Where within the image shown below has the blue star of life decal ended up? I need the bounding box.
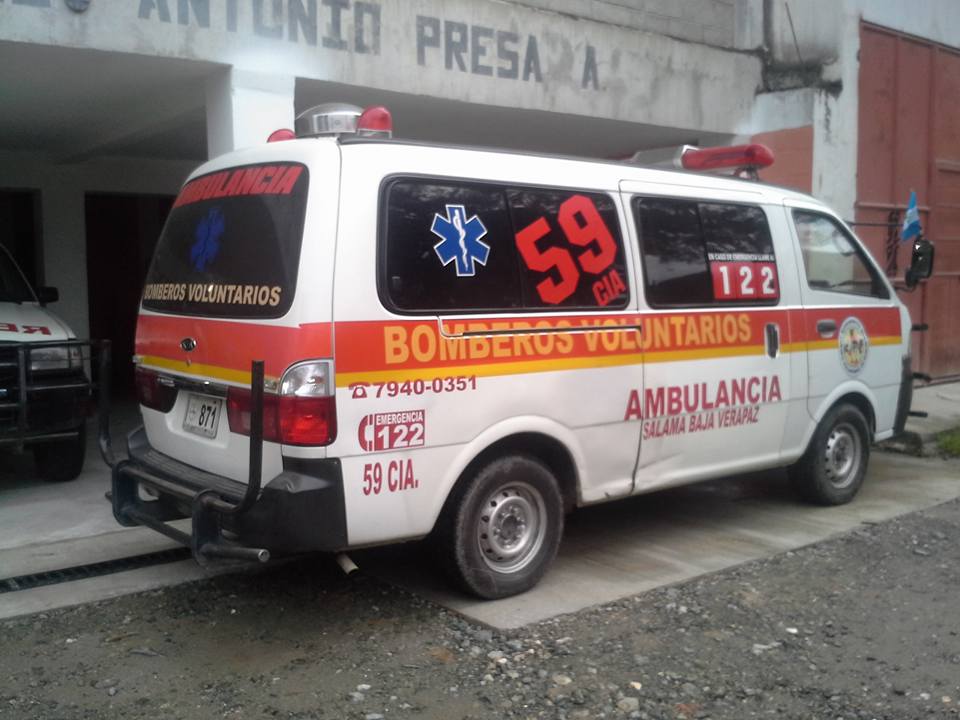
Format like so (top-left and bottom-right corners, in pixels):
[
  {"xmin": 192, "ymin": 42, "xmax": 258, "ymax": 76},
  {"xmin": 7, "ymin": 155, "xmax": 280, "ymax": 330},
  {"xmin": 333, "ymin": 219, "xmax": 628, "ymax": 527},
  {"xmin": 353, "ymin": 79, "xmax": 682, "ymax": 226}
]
[
  {"xmin": 430, "ymin": 205, "xmax": 490, "ymax": 277},
  {"xmin": 190, "ymin": 206, "xmax": 225, "ymax": 272}
]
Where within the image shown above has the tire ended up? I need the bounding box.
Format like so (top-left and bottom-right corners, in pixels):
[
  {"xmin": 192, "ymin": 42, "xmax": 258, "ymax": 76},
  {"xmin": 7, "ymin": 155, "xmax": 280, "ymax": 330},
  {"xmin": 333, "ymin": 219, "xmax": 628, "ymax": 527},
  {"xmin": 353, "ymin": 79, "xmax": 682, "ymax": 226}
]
[
  {"xmin": 791, "ymin": 403, "xmax": 870, "ymax": 506},
  {"xmin": 34, "ymin": 425, "xmax": 86, "ymax": 482},
  {"xmin": 436, "ymin": 455, "xmax": 564, "ymax": 599}
]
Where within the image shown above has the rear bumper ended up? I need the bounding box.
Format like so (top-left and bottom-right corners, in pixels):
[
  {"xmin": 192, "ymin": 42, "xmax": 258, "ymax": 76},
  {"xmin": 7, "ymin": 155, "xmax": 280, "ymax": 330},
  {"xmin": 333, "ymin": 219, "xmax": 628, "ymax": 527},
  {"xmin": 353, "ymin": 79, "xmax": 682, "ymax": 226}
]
[{"xmin": 111, "ymin": 426, "xmax": 348, "ymax": 562}]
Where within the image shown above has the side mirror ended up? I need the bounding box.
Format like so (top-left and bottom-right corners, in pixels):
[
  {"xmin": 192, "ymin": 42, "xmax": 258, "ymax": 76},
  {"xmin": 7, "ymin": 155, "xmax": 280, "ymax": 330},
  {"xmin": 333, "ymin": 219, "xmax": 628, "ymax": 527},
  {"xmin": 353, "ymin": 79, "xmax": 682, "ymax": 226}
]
[
  {"xmin": 905, "ymin": 239, "xmax": 934, "ymax": 289},
  {"xmin": 36, "ymin": 286, "xmax": 59, "ymax": 305}
]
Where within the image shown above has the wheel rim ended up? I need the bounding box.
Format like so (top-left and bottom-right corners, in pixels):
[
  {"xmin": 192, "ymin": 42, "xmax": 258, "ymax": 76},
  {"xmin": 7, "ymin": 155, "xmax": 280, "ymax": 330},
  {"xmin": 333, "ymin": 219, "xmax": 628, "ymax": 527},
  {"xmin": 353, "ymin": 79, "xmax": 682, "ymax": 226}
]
[
  {"xmin": 823, "ymin": 422, "xmax": 862, "ymax": 489},
  {"xmin": 476, "ymin": 481, "xmax": 547, "ymax": 574}
]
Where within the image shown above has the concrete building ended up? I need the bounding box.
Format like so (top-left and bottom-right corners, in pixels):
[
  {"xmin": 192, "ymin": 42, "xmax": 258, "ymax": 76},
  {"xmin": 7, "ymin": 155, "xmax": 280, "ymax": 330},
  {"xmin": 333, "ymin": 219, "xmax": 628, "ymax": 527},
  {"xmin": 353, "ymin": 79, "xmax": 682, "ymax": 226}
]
[{"xmin": 1, "ymin": 0, "xmax": 957, "ymax": 381}]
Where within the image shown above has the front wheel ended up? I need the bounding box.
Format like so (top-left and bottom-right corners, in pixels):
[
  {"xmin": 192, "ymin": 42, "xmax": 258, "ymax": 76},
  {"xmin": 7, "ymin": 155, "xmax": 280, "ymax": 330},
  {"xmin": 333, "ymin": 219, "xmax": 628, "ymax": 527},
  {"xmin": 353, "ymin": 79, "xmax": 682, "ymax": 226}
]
[
  {"xmin": 437, "ymin": 455, "xmax": 563, "ymax": 599},
  {"xmin": 791, "ymin": 403, "xmax": 870, "ymax": 506}
]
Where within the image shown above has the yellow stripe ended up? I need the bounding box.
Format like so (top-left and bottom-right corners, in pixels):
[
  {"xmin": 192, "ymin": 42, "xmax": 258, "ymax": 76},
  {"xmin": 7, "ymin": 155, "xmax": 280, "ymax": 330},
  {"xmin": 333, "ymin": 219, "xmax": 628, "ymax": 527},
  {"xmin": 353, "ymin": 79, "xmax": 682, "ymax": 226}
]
[
  {"xmin": 139, "ymin": 355, "xmax": 274, "ymax": 386},
  {"xmin": 146, "ymin": 334, "xmax": 903, "ymax": 390},
  {"xmin": 337, "ymin": 343, "xmax": 774, "ymax": 387},
  {"xmin": 804, "ymin": 335, "xmax": 901, "ymax": 352}
]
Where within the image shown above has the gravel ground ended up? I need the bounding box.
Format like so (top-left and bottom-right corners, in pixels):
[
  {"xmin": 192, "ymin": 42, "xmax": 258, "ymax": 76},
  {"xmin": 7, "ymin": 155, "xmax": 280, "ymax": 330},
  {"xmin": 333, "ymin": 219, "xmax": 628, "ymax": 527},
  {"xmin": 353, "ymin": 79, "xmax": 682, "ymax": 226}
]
[{"xmin": 2, "ymin": 486, "xmax": 959, "ymax": 719}]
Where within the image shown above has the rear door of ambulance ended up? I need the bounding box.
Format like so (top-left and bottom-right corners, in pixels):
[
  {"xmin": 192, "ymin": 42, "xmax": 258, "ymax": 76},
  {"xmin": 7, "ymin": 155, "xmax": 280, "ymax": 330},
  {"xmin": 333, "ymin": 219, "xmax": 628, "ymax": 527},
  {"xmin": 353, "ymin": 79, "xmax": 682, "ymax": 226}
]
[{"xmin": 135, "ymin": 142, "xmax": 340, "ymax": 483}]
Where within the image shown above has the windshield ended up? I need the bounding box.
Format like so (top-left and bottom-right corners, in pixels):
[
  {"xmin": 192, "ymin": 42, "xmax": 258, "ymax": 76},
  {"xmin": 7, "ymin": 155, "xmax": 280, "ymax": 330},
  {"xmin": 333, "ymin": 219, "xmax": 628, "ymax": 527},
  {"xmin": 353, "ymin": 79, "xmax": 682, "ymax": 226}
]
[
  {"xmin": 0, "ymin": 245, "xmax": 36, "ymax": 303},
  {"xmin": 142, "ymin": 162, "xmax": 309, "ymax": 319}
]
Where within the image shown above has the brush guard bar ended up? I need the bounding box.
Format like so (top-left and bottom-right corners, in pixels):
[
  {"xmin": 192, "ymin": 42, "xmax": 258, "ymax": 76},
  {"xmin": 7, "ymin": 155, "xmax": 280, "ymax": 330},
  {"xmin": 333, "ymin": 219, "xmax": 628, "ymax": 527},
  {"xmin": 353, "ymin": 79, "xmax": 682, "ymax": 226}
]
[
  {"xmin": 0, "ymin": 338, "xmax": 105, "ymax": 450},
  {"xmin": 103, "ymin": 359, "xmax": 347, "ymax": 564},
  {"xmin": 102, "ymin": 361, "xmax": 272, "ymax": 564}
]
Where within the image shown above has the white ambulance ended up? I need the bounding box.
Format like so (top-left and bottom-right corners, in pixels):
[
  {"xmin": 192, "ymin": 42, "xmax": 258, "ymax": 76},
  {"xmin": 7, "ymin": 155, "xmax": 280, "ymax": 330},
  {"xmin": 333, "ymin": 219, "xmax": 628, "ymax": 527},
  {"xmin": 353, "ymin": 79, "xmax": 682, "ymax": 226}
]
[{"xmin": 107, "ymin": 104, "xmax": 933, "ymax": 599}]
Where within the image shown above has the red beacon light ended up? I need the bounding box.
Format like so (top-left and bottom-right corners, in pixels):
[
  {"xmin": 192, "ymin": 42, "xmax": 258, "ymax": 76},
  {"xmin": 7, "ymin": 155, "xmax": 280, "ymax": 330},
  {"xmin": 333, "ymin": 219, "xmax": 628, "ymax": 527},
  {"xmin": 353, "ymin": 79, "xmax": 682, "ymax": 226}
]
[
  {"xmin": 267, "ymin": 128, "xmax": 296, "ymax": 143},
  {"xmin": 357, "ymin": 105, "xmax": 392, "ymax": 138},
  {"xmin": 680, "ymin": 143, "xmax": 775, "ymax": 178}
]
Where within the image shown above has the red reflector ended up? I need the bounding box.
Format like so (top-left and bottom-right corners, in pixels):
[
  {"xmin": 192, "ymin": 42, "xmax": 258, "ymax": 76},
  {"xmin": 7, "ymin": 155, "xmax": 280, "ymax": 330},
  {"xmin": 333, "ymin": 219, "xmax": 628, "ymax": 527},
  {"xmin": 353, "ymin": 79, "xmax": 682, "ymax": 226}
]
[
  {"xmin": 357, "ymin": 105, "xmax": 392, "ymax": 136},
  {"xmin": 681, "ymin": 144, "xmax": 775, "ymax": 171},
  {"xmin": 135, "ymin": 367, "xmax": 177, "ymax": 413},
  {"xmin": 267, "ymin": 128, "xmax": 296, "ymax": 143},
  {"xmin": 227, "ymin": 388, "xmax": 336, "ymax": 446}
]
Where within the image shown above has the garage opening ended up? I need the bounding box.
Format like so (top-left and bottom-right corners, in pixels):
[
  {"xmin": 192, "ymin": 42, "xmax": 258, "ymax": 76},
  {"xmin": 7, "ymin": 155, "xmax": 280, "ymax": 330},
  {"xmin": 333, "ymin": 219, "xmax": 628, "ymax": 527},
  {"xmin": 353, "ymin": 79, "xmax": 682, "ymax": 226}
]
[
  {"xmin": 85, "ymin": 194, "xmax": 174, "ymax": 398},
  {"xmin": 0, "ymin": 190, "xmax": 42, "ymax": 289}
]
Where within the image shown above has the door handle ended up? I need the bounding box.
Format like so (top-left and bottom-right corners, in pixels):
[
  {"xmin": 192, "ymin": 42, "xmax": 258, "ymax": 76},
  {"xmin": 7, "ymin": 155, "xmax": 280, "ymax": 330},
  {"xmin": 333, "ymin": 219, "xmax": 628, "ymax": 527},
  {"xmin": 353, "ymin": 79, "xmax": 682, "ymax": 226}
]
[
  {"xmin": 817, "ymin": 319, "xmax": 837, "ymax": 338},
  {"xmin": 765, "ymin": 323, "xmax": 780, "ymax": 358}
]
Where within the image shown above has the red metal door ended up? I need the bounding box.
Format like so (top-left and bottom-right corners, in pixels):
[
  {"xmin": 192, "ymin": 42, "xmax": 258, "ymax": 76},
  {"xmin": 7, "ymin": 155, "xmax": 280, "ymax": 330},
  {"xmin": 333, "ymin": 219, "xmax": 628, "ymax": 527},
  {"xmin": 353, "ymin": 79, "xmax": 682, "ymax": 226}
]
[{"xmin": 856, "ymin": 22, "xmax": 960, "ymax": 379}]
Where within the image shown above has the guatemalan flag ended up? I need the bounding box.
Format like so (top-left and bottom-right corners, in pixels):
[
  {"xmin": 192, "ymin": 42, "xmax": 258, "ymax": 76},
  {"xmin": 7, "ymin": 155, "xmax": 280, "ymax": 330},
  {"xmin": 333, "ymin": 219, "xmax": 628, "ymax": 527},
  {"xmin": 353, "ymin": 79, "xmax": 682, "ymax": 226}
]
[{"xmin": 901, "ymin": 190, "xmax": 922, "ymax": 242}]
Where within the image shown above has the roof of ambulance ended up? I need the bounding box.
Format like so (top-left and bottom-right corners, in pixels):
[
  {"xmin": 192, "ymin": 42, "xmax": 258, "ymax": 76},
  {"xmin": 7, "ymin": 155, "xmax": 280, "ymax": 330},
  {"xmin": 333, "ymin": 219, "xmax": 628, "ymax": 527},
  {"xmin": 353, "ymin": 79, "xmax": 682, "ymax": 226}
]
[{"xmin": 192, "ymin": 136, "xmax": 825, "ymax": 209}]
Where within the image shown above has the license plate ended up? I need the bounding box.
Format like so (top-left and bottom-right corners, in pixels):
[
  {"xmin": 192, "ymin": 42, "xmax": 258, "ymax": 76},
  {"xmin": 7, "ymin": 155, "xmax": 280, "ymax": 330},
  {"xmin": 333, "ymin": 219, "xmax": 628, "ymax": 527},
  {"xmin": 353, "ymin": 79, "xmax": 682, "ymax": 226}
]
[{"xmin": 183, "ymin": 394, "xmax": 223, "ymax": 438}]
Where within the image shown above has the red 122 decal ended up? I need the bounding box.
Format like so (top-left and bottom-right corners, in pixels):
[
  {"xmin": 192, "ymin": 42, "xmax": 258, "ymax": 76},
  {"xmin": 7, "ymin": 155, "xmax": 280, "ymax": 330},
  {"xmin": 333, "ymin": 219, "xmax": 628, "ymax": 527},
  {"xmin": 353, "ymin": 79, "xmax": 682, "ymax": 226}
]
[{"xmin": 710, "ymin": 261, "xmax": 779, "ymax": 301}]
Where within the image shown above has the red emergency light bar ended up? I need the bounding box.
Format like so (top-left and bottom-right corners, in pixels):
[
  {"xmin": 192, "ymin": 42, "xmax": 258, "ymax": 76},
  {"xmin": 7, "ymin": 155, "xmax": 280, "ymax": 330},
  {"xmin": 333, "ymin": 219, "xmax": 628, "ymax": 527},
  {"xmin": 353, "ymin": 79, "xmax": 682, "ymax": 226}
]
[{"xmin": 680, "ymin": 144, "xmax": 775, "ymax": 171}]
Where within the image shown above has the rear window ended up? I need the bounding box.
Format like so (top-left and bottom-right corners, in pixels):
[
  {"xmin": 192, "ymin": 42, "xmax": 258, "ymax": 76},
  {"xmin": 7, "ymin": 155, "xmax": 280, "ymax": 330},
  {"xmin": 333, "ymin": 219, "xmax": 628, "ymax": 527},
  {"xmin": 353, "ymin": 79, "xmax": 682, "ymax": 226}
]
[{"xmin": 142, "ymin": 163, "xmax": 308, "ymax": 318}]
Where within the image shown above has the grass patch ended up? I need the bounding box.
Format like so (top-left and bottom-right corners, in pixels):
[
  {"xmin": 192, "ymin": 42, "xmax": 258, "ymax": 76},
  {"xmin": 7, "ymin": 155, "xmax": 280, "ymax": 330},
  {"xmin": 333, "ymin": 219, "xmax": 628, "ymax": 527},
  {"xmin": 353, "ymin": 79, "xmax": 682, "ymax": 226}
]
[{"xmin": 936, "ymin": 427, "xmax": 960, "ymax": 457}]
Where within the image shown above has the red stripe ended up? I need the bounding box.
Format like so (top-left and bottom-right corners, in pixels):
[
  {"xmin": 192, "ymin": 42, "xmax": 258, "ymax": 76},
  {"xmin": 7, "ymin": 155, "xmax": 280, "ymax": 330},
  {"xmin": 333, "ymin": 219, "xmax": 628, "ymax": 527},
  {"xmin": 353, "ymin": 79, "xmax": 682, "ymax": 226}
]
[
  {"xmin": 136, "ymin": 306, "xmax": 901, "ymax": 378},
  {"xmin": 136, "ymin": 315, "xmax": 331, "ymax": 379}
]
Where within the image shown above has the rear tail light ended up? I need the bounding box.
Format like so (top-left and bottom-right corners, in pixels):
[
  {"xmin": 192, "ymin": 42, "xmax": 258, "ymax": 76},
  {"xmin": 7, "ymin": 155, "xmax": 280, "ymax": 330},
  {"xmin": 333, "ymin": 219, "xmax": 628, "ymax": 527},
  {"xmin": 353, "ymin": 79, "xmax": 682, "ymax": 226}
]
[
  {"xmin": 227, "ymin": 360, "xmax": 337, "ymax": 446},
  {"xmin": 135, "ymin": 367, "xmax": 178, "ymax": 413}
]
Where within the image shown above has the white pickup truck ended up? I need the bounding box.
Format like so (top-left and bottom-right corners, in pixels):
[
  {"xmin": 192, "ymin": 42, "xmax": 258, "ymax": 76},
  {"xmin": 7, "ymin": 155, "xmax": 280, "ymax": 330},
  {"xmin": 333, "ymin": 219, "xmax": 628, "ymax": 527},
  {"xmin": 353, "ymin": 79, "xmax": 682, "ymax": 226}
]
[{"xmin": 0, "ymin": 243, "xmax": 95, "ymax": 481}]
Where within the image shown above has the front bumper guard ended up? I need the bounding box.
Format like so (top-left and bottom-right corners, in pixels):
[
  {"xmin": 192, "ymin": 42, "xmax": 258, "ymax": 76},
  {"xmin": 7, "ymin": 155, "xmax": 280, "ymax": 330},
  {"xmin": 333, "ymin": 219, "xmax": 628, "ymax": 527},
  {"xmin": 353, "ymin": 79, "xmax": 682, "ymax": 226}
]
[{"xmin": 0, "ymin": 338, "xmax": 106, "ymax": 450}]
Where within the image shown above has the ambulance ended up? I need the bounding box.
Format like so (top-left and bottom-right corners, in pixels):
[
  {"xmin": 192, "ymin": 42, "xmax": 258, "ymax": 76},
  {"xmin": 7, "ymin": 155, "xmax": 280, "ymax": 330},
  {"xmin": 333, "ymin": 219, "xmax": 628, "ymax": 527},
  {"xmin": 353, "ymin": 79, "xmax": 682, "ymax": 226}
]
[{"xmin": 106, "ymin": 103, "xmax": 934, "ymax": 599}]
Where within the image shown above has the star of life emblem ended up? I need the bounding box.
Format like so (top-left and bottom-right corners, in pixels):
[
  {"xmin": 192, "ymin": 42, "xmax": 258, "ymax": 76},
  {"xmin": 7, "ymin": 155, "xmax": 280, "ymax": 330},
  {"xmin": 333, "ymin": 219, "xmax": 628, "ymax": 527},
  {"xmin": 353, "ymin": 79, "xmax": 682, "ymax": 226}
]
[{"xmin": 430, "ymin": 205, "xmax": 490, "ymax": 277}]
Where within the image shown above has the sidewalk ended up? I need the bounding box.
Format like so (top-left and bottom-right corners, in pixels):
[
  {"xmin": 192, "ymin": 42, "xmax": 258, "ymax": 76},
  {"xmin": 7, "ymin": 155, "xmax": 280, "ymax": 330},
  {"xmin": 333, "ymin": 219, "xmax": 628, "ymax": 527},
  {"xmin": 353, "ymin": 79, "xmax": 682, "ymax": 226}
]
[{"xmin": 905, "ymin": 381, "xmax": 960, "ymax": 441}]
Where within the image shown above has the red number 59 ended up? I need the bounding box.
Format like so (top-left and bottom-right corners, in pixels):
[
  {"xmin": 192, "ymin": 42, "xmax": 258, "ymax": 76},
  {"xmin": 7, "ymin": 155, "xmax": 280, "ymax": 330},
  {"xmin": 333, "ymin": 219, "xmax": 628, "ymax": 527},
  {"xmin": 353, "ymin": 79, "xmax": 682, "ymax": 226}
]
[{"xmin": 515, "ymin": 195, "xmax": 617, "ymax": 305}]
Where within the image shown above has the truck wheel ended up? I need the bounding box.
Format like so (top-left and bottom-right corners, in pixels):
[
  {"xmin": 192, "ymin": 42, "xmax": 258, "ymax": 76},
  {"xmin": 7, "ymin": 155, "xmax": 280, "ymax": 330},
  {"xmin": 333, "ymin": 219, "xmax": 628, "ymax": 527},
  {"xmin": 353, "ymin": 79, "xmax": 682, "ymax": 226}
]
[
  {"xmin": 791, "ymin": 403, "xmax": 870, "ymax": 506},
  {"xmin": 438, "ymin": 455, "xmax": 563, "ymax": 599},
  {"xmin": 34, "ymin": 425, "xmax": 86, "ymax": 482}
]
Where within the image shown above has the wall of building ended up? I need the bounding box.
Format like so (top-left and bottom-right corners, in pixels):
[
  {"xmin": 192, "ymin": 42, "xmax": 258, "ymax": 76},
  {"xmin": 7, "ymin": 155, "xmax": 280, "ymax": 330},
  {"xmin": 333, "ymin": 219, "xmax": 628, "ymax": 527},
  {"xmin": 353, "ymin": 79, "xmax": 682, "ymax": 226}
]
[
  {"xmin": 514, "ymin": 0, "xmax": 738, "ymax": 48},
  {"xmin": 0, "ymin": 151, "xmax": 194, "ymax": 338},
  {"xmin": 0, "ymin": 0, "xmax": 763, "ymax": 136},
  {"xmin": 767, "ymin": 0, "xmax": 842, "ymax": 64}
]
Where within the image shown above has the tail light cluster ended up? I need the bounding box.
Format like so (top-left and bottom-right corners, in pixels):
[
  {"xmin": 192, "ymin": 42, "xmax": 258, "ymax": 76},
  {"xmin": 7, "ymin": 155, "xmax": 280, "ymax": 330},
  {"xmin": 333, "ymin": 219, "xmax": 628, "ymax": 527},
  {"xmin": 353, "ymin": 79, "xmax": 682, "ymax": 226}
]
[
  {"xmin": 135, "ymin": 367, "xmax": 177, "ymax": 413},
  {"xmin": 227, "ymin": 360, "xmax": 337, "ymax": 446}
]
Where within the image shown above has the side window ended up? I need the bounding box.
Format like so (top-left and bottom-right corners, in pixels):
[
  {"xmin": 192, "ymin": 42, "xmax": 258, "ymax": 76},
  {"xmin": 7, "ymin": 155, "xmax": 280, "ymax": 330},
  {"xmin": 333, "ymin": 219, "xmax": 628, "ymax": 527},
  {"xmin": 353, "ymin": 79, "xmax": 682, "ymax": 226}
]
[
  {"xmin": 508, "ymin": 189, "xmax": 629, "ymax": 309},
  {"xmin": 382, "ymin": 179, "xmax": 521, "ymax": 312},
  {"xmin": 792, "ymin": 211, "xmax": 890, "ymax": 299},
  {"xmin": 633, "ymin": 198, "xmax": 712, "ymax": 306},
  {"xmin": 633, "ymin": 198, "xmax": 779, "ymax": 307},
  {"xmin": 700, "ymin": 203, "xmax": 779, "ymax": 303},
  {"xmin": 382, "ymin": 178, "xmax": 629, "ymax": 313}
]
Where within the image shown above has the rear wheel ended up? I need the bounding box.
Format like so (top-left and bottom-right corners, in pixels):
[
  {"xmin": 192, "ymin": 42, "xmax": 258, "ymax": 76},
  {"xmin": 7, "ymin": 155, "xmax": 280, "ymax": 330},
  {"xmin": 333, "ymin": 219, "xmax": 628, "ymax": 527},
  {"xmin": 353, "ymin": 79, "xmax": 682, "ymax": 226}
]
[
  {"xmin": 791, "ymin": 403, "xmax": 870, "ymax": 506},
  {"xmin": 34, "ymin": 425, "xmax": 86, "ymax": 482},
  {"xmin": 437, "ymin": 455, "xmax": 563, "ymax": 599}
]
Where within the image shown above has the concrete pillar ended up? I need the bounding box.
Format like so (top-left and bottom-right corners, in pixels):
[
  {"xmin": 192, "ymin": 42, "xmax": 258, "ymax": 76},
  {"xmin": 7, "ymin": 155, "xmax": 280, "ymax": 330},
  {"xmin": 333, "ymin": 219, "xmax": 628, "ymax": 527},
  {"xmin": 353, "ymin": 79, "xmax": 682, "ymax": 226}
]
[{"xmin": 205, "ymin": 68, "xmax": 296, "ymax": 159}]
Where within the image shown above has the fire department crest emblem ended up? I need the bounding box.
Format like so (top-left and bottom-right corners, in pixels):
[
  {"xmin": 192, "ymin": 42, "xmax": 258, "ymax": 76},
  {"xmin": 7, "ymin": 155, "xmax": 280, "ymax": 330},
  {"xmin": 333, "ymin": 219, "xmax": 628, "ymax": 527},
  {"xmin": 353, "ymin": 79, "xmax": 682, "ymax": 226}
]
[{"xmin": 838, "ymin": 317, "xmax": 869, "ymax": 374}]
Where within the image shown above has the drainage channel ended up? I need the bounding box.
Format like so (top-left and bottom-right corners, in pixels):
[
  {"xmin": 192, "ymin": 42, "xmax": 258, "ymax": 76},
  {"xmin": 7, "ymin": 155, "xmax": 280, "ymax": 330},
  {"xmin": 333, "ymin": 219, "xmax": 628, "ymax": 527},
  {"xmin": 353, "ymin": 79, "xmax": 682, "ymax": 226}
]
[{"xmin": 0, "ymin": 548, "xmax": 192, "ymax": 594}]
